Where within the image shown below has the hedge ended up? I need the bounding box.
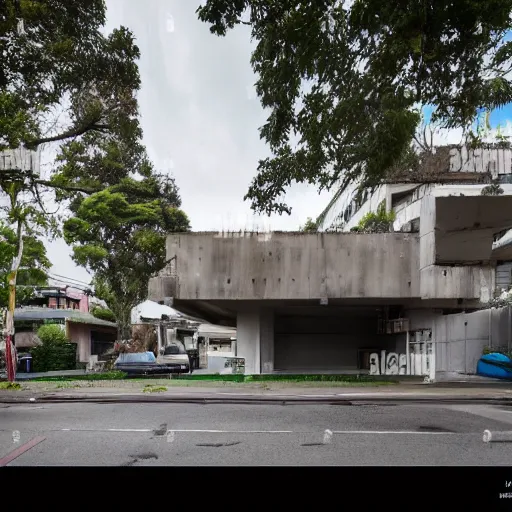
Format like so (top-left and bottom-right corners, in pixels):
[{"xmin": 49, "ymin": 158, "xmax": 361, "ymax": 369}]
[{"xmin": 31, "ymin": 342, "xmax": 77, "ymax": 372}]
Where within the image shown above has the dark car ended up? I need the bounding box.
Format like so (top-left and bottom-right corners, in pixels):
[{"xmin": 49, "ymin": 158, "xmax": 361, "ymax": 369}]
[{"xmin": 114, "ymin": 351, "xmax": 189, "ymax": 376}]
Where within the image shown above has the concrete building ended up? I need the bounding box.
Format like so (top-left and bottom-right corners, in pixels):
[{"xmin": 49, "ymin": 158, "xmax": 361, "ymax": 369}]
[{"xmin": 149, "ymin": 145, "xmax": 512, "ymax": 378}]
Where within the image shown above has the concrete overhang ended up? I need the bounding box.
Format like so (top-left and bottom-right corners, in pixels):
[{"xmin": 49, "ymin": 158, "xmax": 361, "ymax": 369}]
[
  {"xmin": 491, "ymin": 240, "xmax": 512, "ymax": 261},
  {"xmin": 433, "ymin": 196, "xmax": 512, "ymax": 264},
  {"xmin": 168, "ymin": 298, "xmax": 482, "ymax": 325},
  {"xmin": 170, "ymin": 299, "xmax": 237, "ymax": 327}
]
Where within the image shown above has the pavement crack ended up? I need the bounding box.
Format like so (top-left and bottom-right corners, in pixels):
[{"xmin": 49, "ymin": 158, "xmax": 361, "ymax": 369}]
[
  {"xmin": 122, "ymin": 452, "xmax": 158, "ymax": 466},
  {"xmin": 128, "ymin": 452, "xmax": 158, "ymax": 460},
  {"xmin": 417, "ymin": 425, "xmax": 454, "ymax": 433},
  {"xmin": 196, "ymin": 441, "xmax": 241, "ymax": 448},
  {"xmin": 301, "ymin": 443, "xmax": 325, "ymax": 446},
  {"xmin": 153, "ymin": 423, "xmax": 167, "ymax": 436}
]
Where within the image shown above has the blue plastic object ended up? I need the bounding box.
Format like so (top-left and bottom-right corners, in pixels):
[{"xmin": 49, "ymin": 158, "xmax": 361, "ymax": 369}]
[{"xmin": 476, "ymin": 352, "xmax": 512, "ymax": 380}]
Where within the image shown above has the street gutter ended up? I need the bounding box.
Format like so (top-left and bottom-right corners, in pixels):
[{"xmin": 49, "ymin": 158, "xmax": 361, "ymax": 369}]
[{"xmin": 1, "ymin": 392, "xmax": 512, "ymax": 406}]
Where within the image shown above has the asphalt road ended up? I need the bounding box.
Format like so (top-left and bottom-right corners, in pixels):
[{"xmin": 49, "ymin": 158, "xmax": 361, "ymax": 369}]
[{"xmin": 2, "ymin": 401, "xmax": 512, "ymax": 466}]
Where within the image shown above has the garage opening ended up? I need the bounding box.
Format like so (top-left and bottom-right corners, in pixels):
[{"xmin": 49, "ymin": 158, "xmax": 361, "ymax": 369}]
[{"xmin": 274, "ymin": 307, "xmax": 406, "ymax": 373}]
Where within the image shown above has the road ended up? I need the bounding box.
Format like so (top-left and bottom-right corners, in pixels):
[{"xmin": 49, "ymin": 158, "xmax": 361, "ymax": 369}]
[{"xmin": 1, "ymin": 400, "xmax": 512, "ymax": 466}]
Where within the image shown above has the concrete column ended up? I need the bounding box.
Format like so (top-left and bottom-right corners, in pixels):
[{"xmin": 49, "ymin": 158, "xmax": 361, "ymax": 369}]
[
  {"xmin": 236, "ymin": 308, "xmax": 274, "ymax": 374},
  {"xmin": 260, "ymin": 309, "xmax": 274, "ymax": 373}
]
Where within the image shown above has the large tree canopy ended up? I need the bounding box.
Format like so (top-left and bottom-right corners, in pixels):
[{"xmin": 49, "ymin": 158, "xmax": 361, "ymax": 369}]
[
  {"xmin": 63, "ymin": 176, "xmax": 190, "ymax": 339},
  {"xmin": 1, "ymin": 0, "xmax": 141, "ymax": 153},
  {"xmin": 1, "ymin": 0, "xmax": 145, "ymax": 267},
  {"xmin": 197, "ymin": 0, "xmax": 512, "ymax": 214},
  {"xmin": 0, "ymin": 222, "xmax": 50, "ymax": 308}
]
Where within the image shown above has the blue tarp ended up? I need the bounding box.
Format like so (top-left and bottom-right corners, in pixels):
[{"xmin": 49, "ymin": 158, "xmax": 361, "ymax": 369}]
[
  {"xmin": 476, "ymin": 352, "xmax": 512, "ymax": 380},
  {"xmin": 115, "ymin": 351, "xmax": 156, "ymax": 364}
]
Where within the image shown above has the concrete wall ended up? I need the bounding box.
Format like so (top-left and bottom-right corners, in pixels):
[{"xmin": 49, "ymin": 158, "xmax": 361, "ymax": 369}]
[
  {"xmin": 434, "ymin": 307, "xmax": 511, "ymax": 377},
  {"xmin": 167, "ymin": 232, "xmax": 420, "ymax": 301},
  {"xmin": 434, "ymin": 196, "xmax": 512, "ymax": 264},
  {"xmin": 393, "ymin": 183, "xmax": 512, "ymax": 233},
  {"xmin": 419, "ymin": 265, "xmax": 494, "ymax": 302},
  {"xmin": 418, "ymin": 195, "xmax": 495, "ymax": 301},
  {"xmin": 67, "ymin": 322, "xmax": 91, "ymax": 363}
]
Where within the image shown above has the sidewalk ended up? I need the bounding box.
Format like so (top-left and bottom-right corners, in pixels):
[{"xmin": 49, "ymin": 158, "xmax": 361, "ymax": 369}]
[{"xmin": 1, "ymin": 382, "xmax": 512, "ymax": 404}]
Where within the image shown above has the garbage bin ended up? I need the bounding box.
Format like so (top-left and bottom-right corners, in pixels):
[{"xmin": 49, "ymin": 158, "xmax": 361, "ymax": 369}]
[{"xmin": 17, "ymin": 354, "xmax": 32, "ymax": 373}]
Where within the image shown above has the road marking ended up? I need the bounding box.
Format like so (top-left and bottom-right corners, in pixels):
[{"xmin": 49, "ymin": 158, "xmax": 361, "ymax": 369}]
[
  {"xmin": 0, "ymin": 436, "xmax": 46, "ymax": 466},
  {"xmin": 332, "ymin": 430, "xmax": 457, "ymax": 435},
  {"xmin": 166, "ymin": 429, "xmax": 294, "ymax": 434},
  {"xmin": 56, "ymin": 428, "xmax": 459, "ymax": 435},
  {"xmin": 60, "ymin": 428, "xmax": 152, "ymax": 432}
]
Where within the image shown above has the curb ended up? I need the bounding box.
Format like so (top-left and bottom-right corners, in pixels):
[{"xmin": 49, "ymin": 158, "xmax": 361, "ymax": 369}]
[{"xmin": 1, "ymin": 394, "xmax": 512, "ymax": 406}]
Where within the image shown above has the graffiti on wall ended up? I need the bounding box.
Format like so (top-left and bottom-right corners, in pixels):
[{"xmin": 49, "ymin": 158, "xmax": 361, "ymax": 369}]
[
  {"xmin": 369, "ymin": 351, "xmax": 407, "ymax": 375},
  {"xmin": 369, "ymin": 346, "xmax": 431, "ymax": 376}
]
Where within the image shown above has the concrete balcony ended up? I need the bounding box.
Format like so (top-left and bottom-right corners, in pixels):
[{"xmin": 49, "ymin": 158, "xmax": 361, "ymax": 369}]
[
  {"xmin": 153, "ymin": 231, "xmax": 421, "ymax": 303},
  {"xmin": 421, "ymin": 195, "xmax": 512, "ymax": 265}
]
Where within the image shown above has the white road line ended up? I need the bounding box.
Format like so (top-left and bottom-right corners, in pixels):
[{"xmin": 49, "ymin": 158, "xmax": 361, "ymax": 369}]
[
  {"xmin": 55, "ymin": 428, "xmax": 459, "ymax": 435},
  {"xmin": 334, "ymin": 393, "xmax": 431, "ymax": 397},
  {"xmin": 167, "ymin": 429, "xmax": 294, "ymax": 434},
  {"xmin": 60, "ymin": 428, "xmax": 152, "ymax": 432},
  {"xmin": 331, "ymin": 430, "xmax": 457, "ymax": 435}
]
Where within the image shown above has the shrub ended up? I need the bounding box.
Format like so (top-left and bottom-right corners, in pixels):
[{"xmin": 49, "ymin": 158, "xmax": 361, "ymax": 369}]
[
  {"xmin": 481, "ymin": 183, "xmax": 504, "ymax": 196},
  {"xmin": 37, "ymin": 324, "xmax": 68, "ymax": 345},
  {"xmin": 482, "ymin": 346, "xmax": 512, "ymax": 359},
  {"xmin": 300, "ymin": 217, "xmax": 318, "ymax": 233},
  {"xmin": 31, "ymin": 323, "xmax": 76, "ymax": 372},
  {"xmin": 91, "ymin": 306, "xmax": 116, "ymax": 323},
  {"xmin": 358, "ymin": 201, "xmax": 396, "ymax": 233},
  {"xmin": 31, "ymin": 342, "xmax": 77, "ymax": 372}
]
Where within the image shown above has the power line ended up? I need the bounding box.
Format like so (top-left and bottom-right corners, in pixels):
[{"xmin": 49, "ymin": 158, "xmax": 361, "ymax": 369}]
[
  {"xmin": 48, "ymin": 272, "xmax": 91, "ymax": 286},
  {"xmin": 46, "ymin": 277, "xmax": 91, "ymax": 292},
  {"xmin": 47, "ymin": 272, "xmax": 92, "ymax": 287},
  {"xmin": 47, "ymin": 278, "xmax": 90, "ymax": 290}
]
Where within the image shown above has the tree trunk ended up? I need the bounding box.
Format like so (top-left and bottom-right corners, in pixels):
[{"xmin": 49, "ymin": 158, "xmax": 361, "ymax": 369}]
[
  {"xmin": 116, "ymin": 306, "xmax": 132, "ymax": 342},
  {"xmin": 5, "ymin": 219, "xmax": 23, "ymax": 382}
]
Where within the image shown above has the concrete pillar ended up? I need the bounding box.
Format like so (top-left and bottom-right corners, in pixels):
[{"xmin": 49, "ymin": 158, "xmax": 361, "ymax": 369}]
[
  {"xmin": 260, "ymin": 309, "xmax": 274, "ymax": 373},
  {"xmin": 236, "ymin": 308, "xmax": 274, "ymax": 374}
]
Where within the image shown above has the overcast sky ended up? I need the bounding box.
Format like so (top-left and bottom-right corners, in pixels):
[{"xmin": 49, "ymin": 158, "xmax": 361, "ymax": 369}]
[{"xmin": 44, "ymin": 0, "xmax": 331, "ymax": 286}]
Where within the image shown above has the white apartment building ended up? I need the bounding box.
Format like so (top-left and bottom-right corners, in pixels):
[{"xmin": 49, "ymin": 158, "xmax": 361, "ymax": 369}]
[{"xmin": 318, "ymin": 145, "xmax": 512, "ymax": 235}]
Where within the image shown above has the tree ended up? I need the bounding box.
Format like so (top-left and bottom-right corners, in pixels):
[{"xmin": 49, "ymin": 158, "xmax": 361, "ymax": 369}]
[
  {"xmin": 90, "ymin": 306, "xmax": 116, "ymax": 323},
  {"xmin": 0, "ymin": 221, "xmax": 50, "ymax": 308},
  {"xmin": 300, "ymin": 217, "xmax": 318, "ymax": 233},
  {"xmin": 0, "ymin": 0, "xmax": 144, "ymax": 380},
  {"xmin": 1, "ymin": 0, "xmax": 142, "ymax": 152},
  {"xmin": 37, "ymin": 324, "xmax": 68, "ymax": 345},
  {"xmin": 357, "ymin": 201, "xmax": 396, "ymax": 233},
  {"xmin": 63, "ymin": 176, "xmax": 190, "ymax": 340},
  {"xmin": 196, "ymin": 1, "xmax": 512, "ymax": 215},
  {"xmin": 481, "ymin": 183, "xmax": 505, "ymax": 196}
]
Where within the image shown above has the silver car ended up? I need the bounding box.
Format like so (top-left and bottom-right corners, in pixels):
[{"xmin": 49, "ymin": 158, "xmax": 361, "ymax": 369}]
[{"xmin": 157, "ymin": 341, "xmax": 191, "ymax": 373}]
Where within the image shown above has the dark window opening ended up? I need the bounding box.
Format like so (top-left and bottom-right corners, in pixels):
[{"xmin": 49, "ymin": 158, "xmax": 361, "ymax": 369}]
[{"xmin": 91, "ymin": 330, "xmax": 116, "ymax": 360}]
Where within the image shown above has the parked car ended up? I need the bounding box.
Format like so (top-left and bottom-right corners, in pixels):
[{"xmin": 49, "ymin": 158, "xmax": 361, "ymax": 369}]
[
  {"xmin": 114, "ymin": 351, "xmax": 189, "ymax": 376},
  {"xmin": 157, "ymin": 341, "xmax": 192, "ymax": 374}
]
